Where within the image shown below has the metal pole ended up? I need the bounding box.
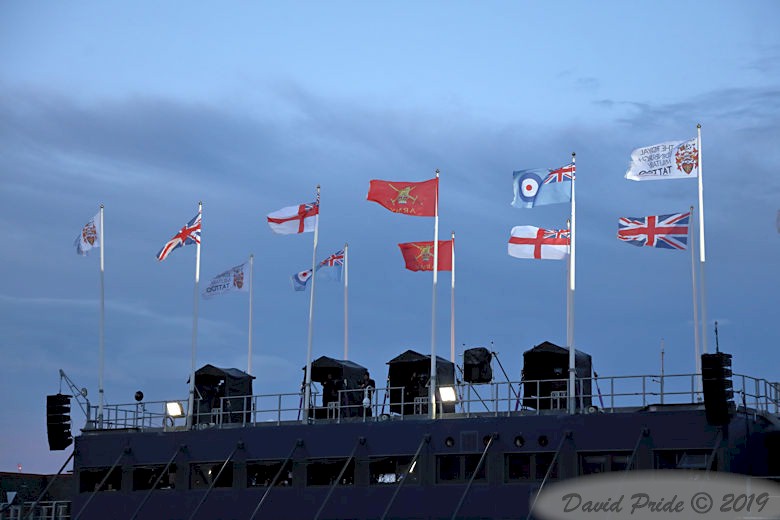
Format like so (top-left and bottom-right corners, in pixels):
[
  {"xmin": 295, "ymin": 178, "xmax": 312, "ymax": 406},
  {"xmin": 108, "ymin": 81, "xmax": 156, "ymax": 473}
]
[
  {"xmin": 450, "ymin": 231, "xmax": 455, "ymax": 363},
  {"xmin": 660, "ymin": 338, "xmax": 665, "ymax": 405},
  {"xmin": 689, "ymin": 205, "xmax": 701, "ymax": 396},
  {"xmin": 429, "ymin": 170, "xmax": 440, "ymax": 419},
  {"xmin": 344, "ymin": 242, "xmax": 349, "ymax": 360},
  {"xmin": 303, "ymin": 186, "xmax": 320, "ymax": 421},
  {"xmin": 697, "ymin": 124, "xmax": 708, "ymax": 353},
  {"xmin": 98, "ymin": 204, "xmax": 105, "ymax": 428},
  {"xmin": 248, "ymin": 254, "xmax": 254, "ymax": 375},
  {"xmin": 187, "ymin": 201, "xmax": 202, "ymax": 429},
  {"xmin": 568, "ymin": 153, "xmax": 576, "ymax": 414}
]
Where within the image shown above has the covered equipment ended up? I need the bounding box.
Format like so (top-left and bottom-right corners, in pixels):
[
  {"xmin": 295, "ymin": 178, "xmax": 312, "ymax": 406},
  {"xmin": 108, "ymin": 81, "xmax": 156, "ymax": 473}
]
[
  {"xmin": 387, "ymin": 350, "xmax": 456, "ymax": 415},
  {"xmin": 193, "ymin": 364, "xmax": 255, "ymax": 425},
  {"xmin": 521, "ymin": 341, "xmax": 592, "ymax": 410}
]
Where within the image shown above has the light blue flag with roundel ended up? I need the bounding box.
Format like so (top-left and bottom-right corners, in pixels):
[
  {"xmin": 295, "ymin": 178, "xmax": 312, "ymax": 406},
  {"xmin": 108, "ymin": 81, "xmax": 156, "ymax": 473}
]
[
  {"xmin": 291, "ymin": 269, "xmax": 314, "ymax": 291},
  {"xmin": 511, "ymin": 164, "xmax": 574, "ymax": 208}
]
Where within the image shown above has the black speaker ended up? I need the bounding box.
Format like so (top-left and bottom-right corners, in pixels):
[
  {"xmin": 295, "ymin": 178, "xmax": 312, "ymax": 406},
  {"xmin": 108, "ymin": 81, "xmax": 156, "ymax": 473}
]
[
  {"xmin": 46, "ymin": 394, "xmax": 73, "ymax": 451},
  {"xmin": 701, "ymin": 353, "xmax": 733, "ymax": 426},
  {"xmin": 463, "ymin": 347, "xmax": 493, "ymax": 384}
]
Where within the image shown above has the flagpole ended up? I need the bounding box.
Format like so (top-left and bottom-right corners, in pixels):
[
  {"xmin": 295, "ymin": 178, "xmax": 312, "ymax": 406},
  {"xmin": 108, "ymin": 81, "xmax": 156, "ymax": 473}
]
[
  {"xmin": 689, "ymin": 206, "xmax": 701, "ymax": 397},
  {"xmin": 247, "ymin": 254, "xmax": 254, "ymax": 375},
  {"xmin": 697, "ymin": 124, "xmax": 708, "ymax": 354},
  {"xmin": 303, "ymin": 186, "xmax": 320, "ymax": 422},
  {"xmin": 568, "ymin": 152, "xmax": 577, "ymax": 415},
  {"xmin": 450, "ymin": 231, "xmax": 455, "ymax": 363},
  {"xmin": 429, "ymin": 169, "xmax": 440, "ymax": 419},
  {"xmin": 187, "ymin": 201, "xmax": 202, "ymax": 429},
  {"xmin": 343, "ymin": 242, "xmax": 349, "ymax": 360},
  {"xmin": 98, "ymin": 204, "xmax": 105, "ymax": 428}
]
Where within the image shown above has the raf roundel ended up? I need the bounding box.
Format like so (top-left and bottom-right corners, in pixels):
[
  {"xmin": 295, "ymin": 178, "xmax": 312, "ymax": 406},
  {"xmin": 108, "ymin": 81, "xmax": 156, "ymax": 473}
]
[{"xmin": 518, "ymin": 171, "xmax": 543, "ymax": 204}]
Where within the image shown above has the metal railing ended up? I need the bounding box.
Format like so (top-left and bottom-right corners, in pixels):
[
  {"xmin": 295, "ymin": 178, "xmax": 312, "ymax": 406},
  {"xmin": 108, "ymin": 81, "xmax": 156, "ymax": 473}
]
[
  {"xmin": 86, "ymin": 372, "xmax": 780, "ymax": 432},
  {"xmin": 0, "ymin": 501, "xmax": 70, "ymax": 520}
]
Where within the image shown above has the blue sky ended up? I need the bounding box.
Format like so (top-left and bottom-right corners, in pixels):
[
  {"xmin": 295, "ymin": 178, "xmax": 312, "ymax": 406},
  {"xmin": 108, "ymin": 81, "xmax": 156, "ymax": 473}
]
[{"xmin": 2, "ymin": 2, "xmax": 779, "ymax": 473}]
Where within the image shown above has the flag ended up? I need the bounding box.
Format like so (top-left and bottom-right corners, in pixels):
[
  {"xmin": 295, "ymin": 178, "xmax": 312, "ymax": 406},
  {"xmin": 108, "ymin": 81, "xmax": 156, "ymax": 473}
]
[
  {"xmin": 511, "ymin": 164, "xmax": 574, "ymax": 209},
  {"xmin": 156, "ymin": 210, "xmax": 201, "ymax": 261},
  {"xmin": 625, "ymin": 139, "xmax": 699, "ymax": 181},
  {"xmin": 267, "ymin": 201, "xmax": 319, "ymax": 234},
  {"xmin": 508, "ymin": 226, "xmax": 570, "ymax": 260},
  {"xmin": 318, "ymin": 249, "xmax": 345, "ymax": 281},
  {"xmin": 398, "ymin": 240, "xmax": 453, "ymax": 271},
  {"xmin": 74, "ymin": 213, "xmax": 101, "ymax": 255},
  {"xmin": 367, "ymin": 178, "xmax": 438, "ymax": 217},
  {"xmin": 202, "ymin": 263, "xmax": 248, "ymax": 299},
  {"xmin": 617, "ymin": 212, "xmax": 690, "ymax": 250},
  {"xmin": 291, "ymin": 269, "xmax": 314, "ymax": 291}
]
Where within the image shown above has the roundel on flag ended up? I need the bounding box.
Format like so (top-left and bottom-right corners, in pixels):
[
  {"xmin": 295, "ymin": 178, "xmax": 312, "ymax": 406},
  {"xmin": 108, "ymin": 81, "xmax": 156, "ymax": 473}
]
[{"xmin": 513, "ymin": 170, "xmax": 544, "ymax": 208}]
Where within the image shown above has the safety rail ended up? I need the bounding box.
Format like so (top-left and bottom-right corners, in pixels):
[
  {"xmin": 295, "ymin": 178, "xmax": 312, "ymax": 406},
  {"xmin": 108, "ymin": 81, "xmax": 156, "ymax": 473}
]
[
  {"xmin": 86, "ymin": 373, "xmax": 780, "ymax": 432},
  {"xmin": 0, "ymin": 501, "xmax": 70, "ymax": 520}
]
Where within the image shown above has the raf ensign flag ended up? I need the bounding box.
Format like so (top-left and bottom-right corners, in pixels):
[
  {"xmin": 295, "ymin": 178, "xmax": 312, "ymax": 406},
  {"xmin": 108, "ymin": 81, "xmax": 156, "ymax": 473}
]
[
  {"xmin": 511, "ymin": 163, "xmax": 574, "ymax": 209},
  {"xmin": 398, "ymin": 240, "xmax": 453, "ymax": 271},
  {"xmin": 617, "ymin": 212, "xmax": 690, "ymax": 250},
  {"xmin": 508, "ymin": 226, "xmax": 570, "ymax": 260},
  {"xmin": 625, "ymin": 139, "xmax": 699, "ymax": 181},
  {"xmin": 267, "ymin": 201, "xmax": 319, "ymax": 234},
  {"xmin": 156, "ymin": 210, "xmax": 202, "ymax": 261},
  {"xmin": 75, "ymin": 212, "xmax": 101, "ymax": 256},
  {"xmin": 367, "ymin": 178, "xmax": 438, "ymax": 216}
]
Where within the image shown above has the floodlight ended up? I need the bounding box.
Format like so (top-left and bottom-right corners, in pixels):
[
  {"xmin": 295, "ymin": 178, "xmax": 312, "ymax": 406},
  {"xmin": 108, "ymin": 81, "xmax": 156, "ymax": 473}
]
[
  {"xmin": 439, "ymin": 386, "xmax": 457, "ymax": 402},
  {"xmin": 166, "ymin": 401, "xmax": 185, "ymax": 417}
]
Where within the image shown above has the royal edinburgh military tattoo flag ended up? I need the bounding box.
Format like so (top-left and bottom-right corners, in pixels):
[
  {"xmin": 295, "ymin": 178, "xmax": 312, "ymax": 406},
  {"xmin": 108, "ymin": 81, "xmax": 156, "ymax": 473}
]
[{"xmin": 367, "ymin": 178, "xmax": 438, "ymax": 217}]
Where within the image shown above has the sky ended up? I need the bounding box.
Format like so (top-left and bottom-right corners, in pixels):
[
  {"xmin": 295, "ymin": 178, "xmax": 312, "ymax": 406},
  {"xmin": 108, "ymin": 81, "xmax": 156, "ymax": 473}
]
[{"xmin": 1, "ymin": 1, "xmax": 779, "ymax": 474}]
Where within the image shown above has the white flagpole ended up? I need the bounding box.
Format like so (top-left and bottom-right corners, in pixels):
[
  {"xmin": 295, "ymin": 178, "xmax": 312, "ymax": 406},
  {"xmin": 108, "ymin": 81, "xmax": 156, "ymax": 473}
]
[
  {"xmin": 450, "ymin": 231, "xmax": 455, "ymax": 363},
  {"xmin": 429, "ymin": 169, "xmax": 440, "ymax": 419},
  {"xmin": 568, "ymin": 153, "xmax": 577, "ymax": 415},
  {"xmin": 697, "ymin": 124, "xmax": 708, "ymax": 354},
  {"xmin": 689, "ymin": 206, "xmax": 701, "ymax": 396},
  {"xmin": 247, "ymin": 254, "xmax": 254, "ymax": 375},
  {"xmin": 187, "ymin": 201, "xmax": 202, "ymax": 428},
  {"xmin": 303, "ymin": 186, "xmax": 320, "ymax": 422},
  {"xmin": 343, "ymin": 242, "xmax": 349, "ymax": 360},
  {"xmin": 98, "ymin": 204, "xmax": 105, "ymax": 428}
]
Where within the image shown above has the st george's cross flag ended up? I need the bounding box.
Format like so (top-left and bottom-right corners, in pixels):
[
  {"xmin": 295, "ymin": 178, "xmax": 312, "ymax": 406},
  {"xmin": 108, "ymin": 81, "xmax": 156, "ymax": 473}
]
[
  {"xmin": 511, "ymin": 163, "xmax": 574, "ymax": 209},
  {"xmin": 75, "ymin": 212, "xmax": 101, "ymax": 255},
  {"xmin": 398, "ymin": 240, "xmax": 453, "ymax": 271},
  {"xmin": 202, "ymin": 263, "xmax": 248, "ymax": 299},
  {"xmin": 617, "ymin": 212, "xmax": 690, "ymax": 250},
  {"xmin": 267, "ymin": 200, "xmax": 319, "ymax": 234},
  {"xmin": 367, "ymin": 178, "xmax": 438, "ymax": 217},
  {"xmin": 508, "ymin": 226, "xmax": 570, "ymax": 260},
  {"xmin": 625, "ymin": 139, "xmax": 699, "ymax": 181},
  {"xmin": 156, "ymin": 210, "xmax": 202, "ymax": 261}
]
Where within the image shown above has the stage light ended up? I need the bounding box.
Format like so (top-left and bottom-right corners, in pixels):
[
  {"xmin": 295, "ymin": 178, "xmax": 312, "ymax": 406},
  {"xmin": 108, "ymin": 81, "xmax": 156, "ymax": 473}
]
[
  {"xmin": 166, "ymin": 401, "xmax": 184, "ymax": 417},
  {"xmin": 439, "ymin": 386, "xmax": 457, "ymax": 402}
]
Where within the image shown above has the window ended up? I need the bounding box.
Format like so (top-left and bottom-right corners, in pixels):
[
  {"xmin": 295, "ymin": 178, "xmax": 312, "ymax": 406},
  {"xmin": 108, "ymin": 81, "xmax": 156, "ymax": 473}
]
[
  {"xmin": 369, "ymin": 456, "xmax": 418, "ymax": 485},
  {"xmin": 654, "ymin": 450, "xmax": 712, "ymax": 470},
  {"xmin": 189, "ymin": 462, "xmax": 233, "ymax": 489},
  {"xmin": 437, "ymin": 455, "xmax": 487, "ymax": 483},
  {"xmin": 535, "ymin": 453, "xmax": 558, "ymax": 480},
  {"xmin": 132, "ymin": 464, "xmax": 177, "ymax": 490},
  {"xmin": 79, "ymin": 467, "xmax": 121, "ymax": 493},
  {"xmin": 505, "ymin": 454, "xmax": 531, "ymax": 481},
  {"xmin": 306, "ymin": 458, "xmax": 354, "ymax": 486},
  {"xmin": 247, "ymin": 460, "xmax": 293, "ymax": 487}
]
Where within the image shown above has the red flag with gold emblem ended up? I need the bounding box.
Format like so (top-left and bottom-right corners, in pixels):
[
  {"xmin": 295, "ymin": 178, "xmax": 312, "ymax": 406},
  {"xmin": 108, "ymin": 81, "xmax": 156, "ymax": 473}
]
[
  {"xmin": 398, "ymin": 240, "xmax": 453, "ymax": 271},
  {"xmin": 367, "ymin": 178, "xmax": 438, "ymax": 217}
]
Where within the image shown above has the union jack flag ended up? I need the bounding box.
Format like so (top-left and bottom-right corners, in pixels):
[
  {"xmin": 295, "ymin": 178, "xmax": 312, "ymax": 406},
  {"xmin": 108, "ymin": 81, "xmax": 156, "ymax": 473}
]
[
  {"xmin": 617, "ymin": 212, "xmax": 690, "ymax": 250},
  {"xmin": 319, "ymin": 249, "xmax": 344, "ymax": 267},
  {"xmin": 156, "ymin": 210, "xmax": 202, "ymax": 261},
  {"xmin": 542, "ymin": 163, "xmax": 575, "ymax": 185}
]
